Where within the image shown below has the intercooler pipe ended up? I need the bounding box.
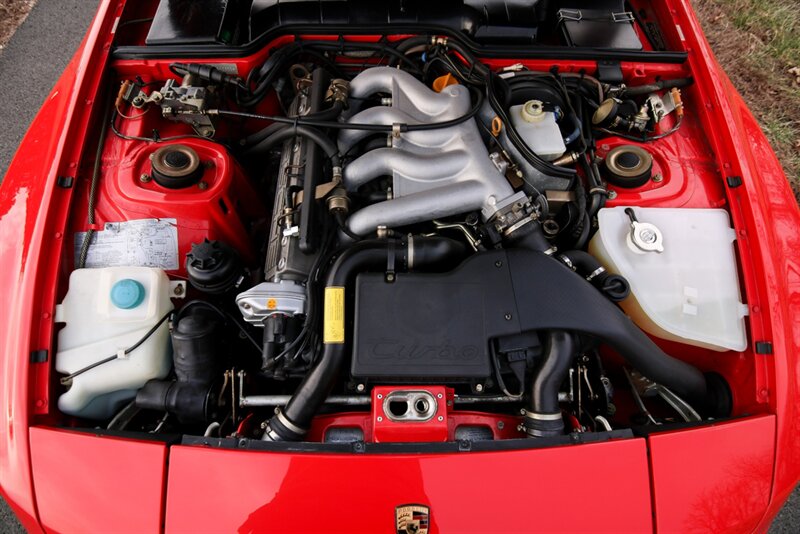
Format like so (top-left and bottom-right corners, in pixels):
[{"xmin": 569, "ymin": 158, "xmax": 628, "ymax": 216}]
[
  {"xmin": 263, "ymin": 236, "xmax": 466, "ymax": 441},
  {"xmin": 524, "ymin": 331, "xmax": 577, "ymax": 438}
]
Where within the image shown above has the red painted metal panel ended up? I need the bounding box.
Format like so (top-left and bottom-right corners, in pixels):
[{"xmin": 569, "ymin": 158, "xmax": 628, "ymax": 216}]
[
  {"xmin": 29, "ymin": 427, "xmax": 167, "ymax": 534},
  {"xmin": 166, "ymin": 439, "xmax": 653, "ymax": 533},
  {"xmin": 649, "ymin": 415, "xmax": 775, "ymax": 533}
]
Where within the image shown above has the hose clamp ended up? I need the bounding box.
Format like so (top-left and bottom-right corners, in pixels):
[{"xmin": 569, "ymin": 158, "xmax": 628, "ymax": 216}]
[
  {"xmin": 275, "ymin": 408, "xmax": 307, "ymax": 436},
  {"xmin": 524, "ymin": 411, "xmax": 563, "ymax": 421},
  {"xmin": 585, "ymin": 266, "xmax": 606, "ymax": 282}
]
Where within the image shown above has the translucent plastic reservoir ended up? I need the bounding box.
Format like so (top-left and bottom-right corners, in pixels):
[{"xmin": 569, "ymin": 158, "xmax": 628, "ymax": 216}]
[
  {"xmin": 55, "ymin": 267, "xmax": 174, "ymax": 419},
  {"xmin": 589, "ymin": 207, "xmax": 748, "ymax": 352},
  {"xmin": 509, "ymin": 100, "xmax": 566, "ymax": 161}
]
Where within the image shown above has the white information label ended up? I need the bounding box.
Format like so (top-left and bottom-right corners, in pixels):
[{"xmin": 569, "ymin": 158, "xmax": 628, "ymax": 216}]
[{"xmin": 75, "ymin": 218, "xmax": 179, "ymax": 270}]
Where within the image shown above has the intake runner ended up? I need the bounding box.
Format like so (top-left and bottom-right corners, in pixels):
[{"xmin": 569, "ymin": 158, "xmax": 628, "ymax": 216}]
[{"xmin": 338, "ymin": 67, "xmax": 527, "ymax": 237}]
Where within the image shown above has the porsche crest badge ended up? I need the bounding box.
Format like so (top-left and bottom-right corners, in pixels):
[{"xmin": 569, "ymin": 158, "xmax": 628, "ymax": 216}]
[{"xmin": 396, "ymin": 504, "xmax": 430, "ymax": 534}]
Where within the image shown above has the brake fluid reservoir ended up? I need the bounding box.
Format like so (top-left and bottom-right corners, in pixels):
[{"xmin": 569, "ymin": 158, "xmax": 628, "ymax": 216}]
[
  {"xmin": 589, "ymin": 207, "xmax": 748, "ymax": 352},
  {"xmin": 509, "ymin": 100, "xmax": 566, "ymax": 161},
  {"xmin": 55, "ymin": 267, "xmax": 174, "ymax": 419}
]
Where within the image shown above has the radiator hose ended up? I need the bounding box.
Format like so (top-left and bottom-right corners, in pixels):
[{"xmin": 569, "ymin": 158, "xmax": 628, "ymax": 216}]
[{"xmin": 263, "ymin": 236, "xmax": 466, "ymax": 441}]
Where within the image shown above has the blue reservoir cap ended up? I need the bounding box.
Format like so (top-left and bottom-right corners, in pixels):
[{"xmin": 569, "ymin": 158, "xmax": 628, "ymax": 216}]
[{"xmin": 110, "ymin": 279, "xmax": 145, "ymax": 309}]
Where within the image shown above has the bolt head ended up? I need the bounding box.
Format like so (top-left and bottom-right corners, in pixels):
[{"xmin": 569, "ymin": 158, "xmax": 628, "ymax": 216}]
[
  {"xmin": 377, "ymin": 416, "xmax": 383, "ymax": 422},
  {"xmin": 497, "ymin": 421, "xmax": 505, "ymax": 429},
  {"xmin": 139, "ymin": 173, "xmax": 151, "ymax": 183},
  {"xmin": 356, "ymin": 384, "xmax": 365, "ymax": 392},
  {"xmin": 437, "ymin": 416, "xmax": 444, "ymax": 422},
  {"xmin": 608, "ymin": 190, "xmax": 618, "ymax": 200},
  {"xmin": 504, "ymin": 313, "xmax": 513, "ymax": 321},
  {"xmin": 475, "ymin": 384, "xmax": 484, "ymax": 393}
]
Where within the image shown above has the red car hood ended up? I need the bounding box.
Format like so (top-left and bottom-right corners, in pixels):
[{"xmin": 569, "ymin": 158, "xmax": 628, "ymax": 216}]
[{"xmin": 28, "ymin": 414, "xmax": 774, "ymax": 533}]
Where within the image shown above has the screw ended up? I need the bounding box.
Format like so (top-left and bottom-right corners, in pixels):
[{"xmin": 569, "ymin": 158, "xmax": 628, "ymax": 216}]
[
  {"xmin": 652, "ymin": 173, "xmax": 663, "ymax": 183},
  {"xmin": 377, "ymin": 394, "xmax": 383, "ymax": 399},
  {"xmin": 437, "ymin": 416, "xmax": 444, "ymax": 422},
  {"xmin": 198, "ymin": 181, "xmax": 209, "ymax": 190},
  {"xmin": 475, "ymin": 384, "xmax": 484, "ymax": 393},
  {"xmin": 173, "ymin": 284, "xmax": 184, "ymax": 296},
  {"xmin": 386, "ymin": 273, "xmax": 396, "ymax": 282},
  {"xmin": 356, "ymin": 384, "xmax": 366, "ymax": 392},
  {"xmin": 437, "ymin": 393, "xmax": 443, "ymax": 399},
  {"xmin": 139, "ymin": 173, "xmax": 151, "ymax": 183},
  {"xmin": 497, "ymin": 421, "xmax": 505, "ymax": 430},
  {"xmin": 608, "ymin": 190, "xmax": 618, "ymax": 200},
  {"xmin": 243, "ymin": 303, "xmax": 251, "ymax": 310},
  {"xmin": 377, "ymin": 416, "xmax": 383, "ymax": 422},
  {"xmin": 495, "ymin": 260, "xmax": 503, "ymax": 268},
  {"xmin": 504, "ymin": 313, "xmax": 513, "ymax": 321}
]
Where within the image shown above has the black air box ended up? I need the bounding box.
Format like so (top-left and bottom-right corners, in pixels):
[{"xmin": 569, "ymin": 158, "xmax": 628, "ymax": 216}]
[{"xmin": 352, "ymin": 273, "xmax": 493, "ymax": 380}]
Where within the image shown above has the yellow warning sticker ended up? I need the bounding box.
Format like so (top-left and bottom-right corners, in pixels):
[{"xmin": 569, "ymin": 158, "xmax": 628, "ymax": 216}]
[{"xmin": 323, "ymin": 286, "xmax": 345, "ymax": 344}]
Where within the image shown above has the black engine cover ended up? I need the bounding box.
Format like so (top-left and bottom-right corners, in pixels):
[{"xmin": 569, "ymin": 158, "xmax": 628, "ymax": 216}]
[{"xmin": 352, "ymin": 273, "xmax": 494, "ymax": 380}]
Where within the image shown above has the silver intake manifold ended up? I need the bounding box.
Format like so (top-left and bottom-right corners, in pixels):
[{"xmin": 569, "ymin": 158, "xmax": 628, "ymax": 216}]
[{"xmin": 339, "ymin": 67, "xmax": 522, "ymax": 236}]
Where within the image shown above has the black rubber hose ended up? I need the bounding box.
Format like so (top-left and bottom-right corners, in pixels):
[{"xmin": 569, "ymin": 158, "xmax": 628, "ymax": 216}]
[
  {"xmin": 244, "ymin": 124, "xmax": 341, "ymax": 167},
  {"xmin": 264, "ymin": 237, "xmax": 466, "ymax": 441},
  {"xmin": 559, "ymin": 249, "xmax": 630, "ymax": 302},
  {"xmin": 242, "ymin": 122, "xmax": 286, "ymax": 147},
  {"xmin": 389, "ymin": 35, "xmax": 431, "ymax": 66},
  {"xmin": 242, "ymin": 103, "xmax": 345, "ymax": 148},
  {"xmin": 506, "ymin": 221, "xmax": 552, "ymax": 253},
  {"xmin": 524, "ymin": 330, "xmax": 576, "ymax": 438}
]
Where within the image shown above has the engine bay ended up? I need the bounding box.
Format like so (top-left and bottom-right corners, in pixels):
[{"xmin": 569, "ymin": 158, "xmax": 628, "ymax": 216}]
[{"xmin": 40, "ymin": 1, "xmax": 772, "ymax": 449}]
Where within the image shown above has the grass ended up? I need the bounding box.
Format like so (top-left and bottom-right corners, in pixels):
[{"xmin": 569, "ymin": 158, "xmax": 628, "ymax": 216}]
[{"xmin": 694, "ymin": 0, "xmax": 800, "ymax": 201}]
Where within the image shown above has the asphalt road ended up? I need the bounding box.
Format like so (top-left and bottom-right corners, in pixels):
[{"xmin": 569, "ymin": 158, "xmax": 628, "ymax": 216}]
[{"xmin": 0, "ymin": 1, "xmax": 797, "ymax": 532}]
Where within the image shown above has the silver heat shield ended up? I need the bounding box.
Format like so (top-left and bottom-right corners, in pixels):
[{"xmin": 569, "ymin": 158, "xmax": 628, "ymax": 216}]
[{"xmin": 339, "ymin": 67, "xmax": 518, "ymax": 236}]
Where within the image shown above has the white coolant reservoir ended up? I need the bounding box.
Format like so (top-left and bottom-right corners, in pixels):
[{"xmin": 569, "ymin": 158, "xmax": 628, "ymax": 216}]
[
  {"xmin": 589, "ymin": 207, "xmax": 748, "ymax": 352},
  {"xmin": 55, "ymin": 267, "xmax": 174, "ymax": 419},
  {"xmin": 509, "ymin": 100, "xmax": 566, "ymax": 161}
]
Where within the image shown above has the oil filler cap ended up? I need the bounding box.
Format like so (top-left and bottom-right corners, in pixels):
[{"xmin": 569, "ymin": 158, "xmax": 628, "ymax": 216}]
[{"xmin": 111, "ymin": 279, "xmax": 145, "ymax": 309}]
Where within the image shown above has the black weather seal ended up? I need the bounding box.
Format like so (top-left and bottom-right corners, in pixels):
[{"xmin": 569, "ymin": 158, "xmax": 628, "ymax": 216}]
[
  {"xmin": 755, "ymin": 341, "xmax": 773, "ymax": 354},
  {"xmin": 63, "ymin": 426, "xmax": 184, "ymax": 444},
  {"xmin": 629, "ymin": 416, "xmax": 739, "ymax": 437},
  {"xmin": 111, "ymin": 24, "xmax": 688, "ymax": 64},
  {"xmin": 726, "ymin": 176, "xmax": 743, "ymax": 188},
  {"xmin": 180, "ymin": 429, "xmax": 634, "ymax": 454},
  {"xmin": 30, "ymin": 350, "xmax": 48, "ymax": 363}
]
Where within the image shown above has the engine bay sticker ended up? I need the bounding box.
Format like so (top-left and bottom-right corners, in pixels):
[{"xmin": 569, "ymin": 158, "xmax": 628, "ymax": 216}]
[
  {"xmin": 74, "ymin": 218, "xmax": 179, "ymax": 270},
  {"xmin": 323, "ymin": 286, "xmax": 346, "ymax": 344}
]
